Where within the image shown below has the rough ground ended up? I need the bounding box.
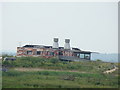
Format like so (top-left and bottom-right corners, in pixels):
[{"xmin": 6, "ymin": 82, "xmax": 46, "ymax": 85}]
[
  {"xmin": 14, "ymin": 67, "xmax": 118, "ymax": 74},
  {"xmin": 14, "ymin": 68, "xmax": 88, "ymax": 73},
  {"xmin": 103, "ymin": 66, "xmax": 118, "ymax": 74}
]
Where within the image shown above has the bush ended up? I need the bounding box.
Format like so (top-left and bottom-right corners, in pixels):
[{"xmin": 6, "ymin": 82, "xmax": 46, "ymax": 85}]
[
  {"xmin": 49, "ymin": 58, "xmax": 59, "ymax": 64},
  {"xmin": 2, "ymin": 54, "xmax": 14, "ymax": 60},
  {"xmin": 60, "ymin": 74, "xmax": 75, "ymax": 81},
  {"xmin": 96, "ymin": 59, "xmax": 102, "ymax": 62},
  {"xmin": 42, "ymin": 71, "xmax": 49, "ymax": 75}
]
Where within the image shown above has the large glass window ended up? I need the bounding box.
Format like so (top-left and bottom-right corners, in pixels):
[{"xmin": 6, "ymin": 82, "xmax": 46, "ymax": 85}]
[
  {"xmin": 77, "ymin": 53, "xmax": 80, "ymax": 57},
  {"xmin": 84, "ymin": 54, "xmax": 90, "ymax": 59},
  {"xmin": 80, "ymin": 54, "xmax": 84, "ymax": 59}
]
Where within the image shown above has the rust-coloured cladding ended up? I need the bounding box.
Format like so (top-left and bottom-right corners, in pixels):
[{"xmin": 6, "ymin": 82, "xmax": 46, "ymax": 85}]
[
  {"xmin": 17, "ymin": 47, "xmax": 24, "ymax": 56},
  {"xmin": 17, "ymin": 47, "xmax": 37, "ymax": 56},
  {"xmin": 32, "ymin": 49, "xmax": 37, "ymax": 55},
  {"xmin": 60, "ymin": 50, "xmax": 73, "ymax": 56},
  {"xmin": 64, "ymin": 51, "xmax": 70, "ymax": 56},
  {"xmin": 17, "ymin": 44, "xmax": 91, "ymax": 60},
  {"xmin": 17, "ymin": 47, "xmax": 56, "ymax": 57}
]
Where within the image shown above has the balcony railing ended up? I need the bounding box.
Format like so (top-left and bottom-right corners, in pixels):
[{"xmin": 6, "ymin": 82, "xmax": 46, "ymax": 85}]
[{"xmin": 58, "ymin": 55, "xmax": 90, "ymax": 61}]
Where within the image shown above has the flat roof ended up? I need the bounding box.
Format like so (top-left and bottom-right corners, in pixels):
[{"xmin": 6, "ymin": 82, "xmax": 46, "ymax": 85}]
[{"xmin": 19, "ymin": 45, "xmax": 92, "ymax": 53}]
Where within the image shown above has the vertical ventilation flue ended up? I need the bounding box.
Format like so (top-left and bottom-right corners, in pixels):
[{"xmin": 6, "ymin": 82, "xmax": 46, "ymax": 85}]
[
  {"xmin": 64, "ymin": 39, "xmax": 70, "ymax": 50},
  {"xmin": 52, "ymin": 38, "xmax": 59, "ymax": 49}
]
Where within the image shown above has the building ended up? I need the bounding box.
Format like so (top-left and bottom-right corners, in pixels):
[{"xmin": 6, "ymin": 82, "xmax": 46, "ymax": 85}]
[{"xmin": 17, "ymin": 38, "xmax": 92, "ymax": 61}]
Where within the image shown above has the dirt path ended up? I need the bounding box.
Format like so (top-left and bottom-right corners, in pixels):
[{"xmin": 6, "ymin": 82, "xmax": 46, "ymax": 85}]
[
  {"xmin": 14, "ymin": 68, "xmax": 87, "ymax": 73},
  {"xmin": 103, "ymin": 66, "xmax": 118, "ymax": 74}
]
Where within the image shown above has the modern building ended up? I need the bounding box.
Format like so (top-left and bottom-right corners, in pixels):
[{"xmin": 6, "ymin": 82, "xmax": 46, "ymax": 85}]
[{"xmin": 17, "ymin": 38, "xmax": 92, "ymax": 61}]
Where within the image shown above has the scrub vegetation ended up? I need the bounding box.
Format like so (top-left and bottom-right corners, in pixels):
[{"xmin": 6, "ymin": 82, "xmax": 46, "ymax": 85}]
[{"xmin": 2, "ymin": 56, "xmax": 119, "ymax": 88}]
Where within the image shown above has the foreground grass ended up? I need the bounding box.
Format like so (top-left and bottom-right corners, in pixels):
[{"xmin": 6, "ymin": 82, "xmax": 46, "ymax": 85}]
[
  {"xmin": 3, "ymin": 69, "xmax": 119, "ymax": 88},
  {"xmin": 2, "ymin": 57, "xmax": 119, "ymax": 88}
]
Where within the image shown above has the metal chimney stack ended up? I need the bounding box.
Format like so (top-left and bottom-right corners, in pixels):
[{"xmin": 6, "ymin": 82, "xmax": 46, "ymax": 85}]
[
  {"xmin": 64, "ymin": 39, "xmax": 70, "ymax": 50},
  {"xmin": 53, "ymin": 38, "xmax": 59, "ymax": 49}
]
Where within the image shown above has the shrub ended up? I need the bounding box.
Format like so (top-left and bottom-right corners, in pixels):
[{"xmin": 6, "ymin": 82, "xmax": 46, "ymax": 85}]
[
  {"xmin": 96, "ymin": 59, "xmax": 102, "ymax": 62},
  {"xmin": 60, "ymin": 74, "xmax": 75, "ymax": 81},
  {"xmin": 62, "ymin": 61, "xmax": 68, "ymax": 64},
  {"xmin": 42, "ymin": 71, "xmax": 49, "ymax": 75},
  {"xmin": 49, "ymin": 58, "xmax": 59, "ymax": 64}
]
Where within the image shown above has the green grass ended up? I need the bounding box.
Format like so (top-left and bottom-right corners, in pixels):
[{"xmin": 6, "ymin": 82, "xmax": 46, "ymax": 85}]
[
  {"xmin": 2, "ymin": 69, "xmax": 118, "ymax": 88},
  {"xmin": 2, "ymin": 56, "xmax": 119, "ymax": 88},
  {"xmin": 2, "ymin": 57, "xmax": 118, "ymax": 73}
]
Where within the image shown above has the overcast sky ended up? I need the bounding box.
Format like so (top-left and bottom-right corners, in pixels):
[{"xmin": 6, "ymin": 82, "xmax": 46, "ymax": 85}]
[{"xmin": 0, "ymin": 2, "xmax": 118, "ymax": 53}]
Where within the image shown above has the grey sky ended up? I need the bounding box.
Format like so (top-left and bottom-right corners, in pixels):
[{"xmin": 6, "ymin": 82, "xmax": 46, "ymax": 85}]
[{"xmin": 1, "ymin": 2, "xmax": 118, "ymax": 53}]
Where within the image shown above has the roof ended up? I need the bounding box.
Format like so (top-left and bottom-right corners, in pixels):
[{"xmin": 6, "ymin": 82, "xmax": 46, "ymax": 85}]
[
  {"xmin": 22, "ymin": 45, "xmax": 92, "ymax": 53},
  {"xmin": 23, "ymin": 45, "xmax": 51, "ymax": 48},
  {"xmin": 73, "ymin": 50, "xmax": 92, "ymax": 53},
  {"xmin": 72, "ymin": 48, "xmax": 81, "ymax": 51},
  {"xmin": 44, "ymin": 46, "xmax": 52, "ymax": 48},
  {"xmin": 59, "ymin": 47, "xmax": 64, "ymax": 49},
  {"xmin": 23, "ymin": 45, "xmax": 44, "ymax": 48},
  {"xmin": 23, "ymin": 45, "xmax": 65, "ymax": 49}
]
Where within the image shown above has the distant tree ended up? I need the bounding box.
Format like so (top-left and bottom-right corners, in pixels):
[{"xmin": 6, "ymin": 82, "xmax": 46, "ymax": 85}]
[{"xmin": 2, "ymin": 54, "xmax": 13, "ymax": 60}]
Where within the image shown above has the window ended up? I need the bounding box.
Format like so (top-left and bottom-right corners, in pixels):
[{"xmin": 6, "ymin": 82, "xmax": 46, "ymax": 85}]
[
  {"xmin": 84, "ymin": 54, "xmax": 90, "ymax": 59},
  {"xmin": 50, "ymin": 52, "xmax": 54, "ymax": 56},
  {"xmin": 59, "ymin": 51, "xmax": 63, "ymax": 55},
  {"xmin": 77, "ymin": 53, "xmax": 80, "ymax": 57},
  {"xmin": 37, "ymin": 51, "xmax": 41, "ymax": 55},
  {"xmin": 80, "ymin": 54, "xmax": 84, "ymax": 59},
  {"xmin": 27, "ymin": 51, "xmax": 32, "ymax": 55}
]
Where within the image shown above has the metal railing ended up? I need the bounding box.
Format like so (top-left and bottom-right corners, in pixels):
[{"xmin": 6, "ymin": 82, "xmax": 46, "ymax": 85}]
[{"xmin": 58, "ymin": 55, "xmax": 90, "ymax": 61}]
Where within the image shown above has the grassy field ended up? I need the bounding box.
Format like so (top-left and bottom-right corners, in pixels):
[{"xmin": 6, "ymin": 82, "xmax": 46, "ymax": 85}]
[{"xmin": 2, "ymin": 56, "xmax": 119, "ymax": 88}]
